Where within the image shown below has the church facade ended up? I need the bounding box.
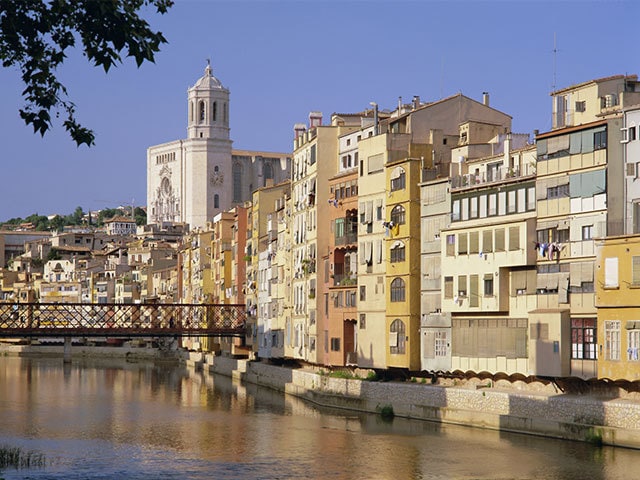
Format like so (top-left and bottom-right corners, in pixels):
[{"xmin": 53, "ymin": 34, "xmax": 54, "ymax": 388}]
[{"xmin": 147, "ymin": 63, "xmax": 290, "ymax": 230}]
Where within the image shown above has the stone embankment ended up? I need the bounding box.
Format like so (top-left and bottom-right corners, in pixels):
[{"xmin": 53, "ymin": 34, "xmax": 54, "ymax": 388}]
[{"xmin": 186, "ymin": 352, "xmax": 640, "ymax": 449}]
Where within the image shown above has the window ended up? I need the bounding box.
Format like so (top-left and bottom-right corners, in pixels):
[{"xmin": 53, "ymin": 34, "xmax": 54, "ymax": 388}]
[
  {"xmin": 633, "ymin": 256, "xmax": 640, "ymax": 285},
  {"xmin": 458, "ymin": 275, "xmax": 467, "ymax": 297},
  {"xmin": 390, "ymin": 205, "xmax": 405, "ymax": 225},
  {"xmin": 458, "ymin": 233, "xmax": 468, "ymax": 255},
  {"xmin": 390, "ymin": 278, "xmax": 405, "ymax": 302},
  {"xmin": 582, "ymin": 225, "xmax": 593, "ymax": 240},
  {"xmin": 390, "ymin": 319, "xmax": 406, "ymax": 354},
  {"xmin": 594, "ymin": 130, "xmax": 607, "ymax": 150},
  {"xmin": 575, "ymin": 100, "xmax": 586, "ymax": 112},
  {"xmin": 470, "ymin": 196, "xmax": 479, "ymax": 218},
  {"xmin": 359, "ymin": 313, "xmax": 366, "ymax": 329},
  {"xmin": 233, "ymin": 163, "xmax": 243, "ymax": 202},
  {"xmin": 444, "ymin": 276, "xmax": 453, "ymax": 298},
  {"xmin": 484, "ymin": 275, "xmax": 494, "ymax": 296},
  {"xmin": 198, "ymin": 101, "xmax": 205, "ymax": 122},
  {"xmin": 495, "ymin": 228, "xmax": 505, "ymax": 252},
  {"xmin": 571, "ymin": 318, "xmax": 596, "ymax": 359},
  {"xmin": 628, "ymin": 329, "xmax": 640, "ymax": 360},
  {"xmin": 483, "ymin": 230, "xmax": 493, "ymax": 253},
  {"xmin": 435, "ymin": 331, "xmax": 448, "ymax": 357},
  {"xmin": 214, "ymin": 194, "xmax": 219, "ymax": 209},
  {"xmin": 263, "ymin": 162, "xmax": 273, "ymax": 181},
  {"xmin": 547, "ymin": 184, "xmax": 570, "ymax": 199},
  {"xmin": 212, "ymin": 101, "xmax": 217, "ymax": 121},
  {"xmin": 390, "ymin": 243, "xmax": 405, "ymax": 263},
  {"xmin": 469, "ymin": 231, "xmax": 479, "ymax": 254},
  {"xmin": 330, "ymin": 338, "xmax": 341, "ymax": 352},
  {"xmin": 346, "ymin": 290, "xmax": 357, "ymax": 307},
  {"xmin": 390, "ymin": 167, "xmax": 406, "ymax": 191},
  {"xmin": 604, "ymin": 320, "xmax": 621, "ymax": 361},
  {"xmin": 509, "ymin": 226, "xmax": 520, "ymax": 251},
  {"xmin": 452, "ymin": 199, "xmax": 461, "ymax": 221},
  {"xmin": 630, "ymin": 126, "xmax": 637, "ymax": 141},
  {"xmin": 446, "ymin": 234, "xmax": 455, "ymax": 256},
  {"xmin": 310, "ymin": 145, "xmax": 316, "ymax": 165},
  {"xmin": 507, "ymin": 190, "xmax": 516, "ymax": 214}
]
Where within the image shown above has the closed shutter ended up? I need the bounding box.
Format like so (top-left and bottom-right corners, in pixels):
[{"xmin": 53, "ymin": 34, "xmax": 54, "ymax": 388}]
[
  {"xmin": 509, "ymin": 226, "xmax": 520, "ymax": 251},
  {"xmin": 633, "ymin": 256, "xmax": 640, "ymax": 285},
  {"xmin": 483, "ymin": 230, "xmax": 493, "ymax": 253},
  {"xmin": 495, "ymin": 228, "xmax": 505, "ymax": 251}
]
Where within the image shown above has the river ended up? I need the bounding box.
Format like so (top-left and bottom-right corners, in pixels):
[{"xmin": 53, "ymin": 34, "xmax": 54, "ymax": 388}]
[{"xmin": 0, "ymin": 356, "xmax": 639, "ymax": 479}]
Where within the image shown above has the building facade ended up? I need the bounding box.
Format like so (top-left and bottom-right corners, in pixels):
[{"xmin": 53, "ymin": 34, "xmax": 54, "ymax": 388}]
[{"xmin": 147, "ymin": 63, "xmax": 290, "ymax": 230}]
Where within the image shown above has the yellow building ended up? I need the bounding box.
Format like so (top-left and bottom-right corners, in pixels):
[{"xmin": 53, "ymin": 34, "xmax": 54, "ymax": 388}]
[
  {"xmin": 384, "ymin": 139, "xmax": 429, "ymax": 370},
  {"xmin": 595, "ymin": 234, "xmax": 640, "ymax": 380}
]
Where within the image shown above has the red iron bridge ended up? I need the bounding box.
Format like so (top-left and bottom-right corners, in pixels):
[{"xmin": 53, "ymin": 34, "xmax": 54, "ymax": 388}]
[{"xmin": 0, "ymin": 303, "xmax": 247, "ymax": 338}]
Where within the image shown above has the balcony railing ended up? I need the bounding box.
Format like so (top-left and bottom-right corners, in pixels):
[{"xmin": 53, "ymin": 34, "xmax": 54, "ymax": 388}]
[
  {"xmin": 451, "ymin": 163, "xmax": 536, "ymax": 190},
  {"xmin": 335, "ymin": 232, "xmax": 358, "ymax": 246}
]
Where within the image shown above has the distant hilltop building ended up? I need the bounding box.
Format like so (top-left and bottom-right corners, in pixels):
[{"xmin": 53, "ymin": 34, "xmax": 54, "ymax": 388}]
[{"xmin": 147, "ymin": 62, "xmax": 291, "ymax": 229}]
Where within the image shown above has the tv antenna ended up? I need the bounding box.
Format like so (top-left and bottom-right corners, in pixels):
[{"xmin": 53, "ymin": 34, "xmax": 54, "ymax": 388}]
[{"xmin": 552, "ymin": 32, "xmax": 559, "ymax": 92}]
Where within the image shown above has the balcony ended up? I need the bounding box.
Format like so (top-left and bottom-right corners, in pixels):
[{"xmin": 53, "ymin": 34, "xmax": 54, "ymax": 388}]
[
  {"xmin": 451, "ymin": 163, "xmax": 536, "ymax": 191},
  {"xmin": 334, "ymin": 232, "xmax": 357, "ymax": 246}
]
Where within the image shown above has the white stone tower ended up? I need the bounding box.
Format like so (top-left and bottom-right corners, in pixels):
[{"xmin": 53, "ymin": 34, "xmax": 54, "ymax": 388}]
[{"xmin": 147, "ymin": 62, "xmax": 233, "ymax": 229}]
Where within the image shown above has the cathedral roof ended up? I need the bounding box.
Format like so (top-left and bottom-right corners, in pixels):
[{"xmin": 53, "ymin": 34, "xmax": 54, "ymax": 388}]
[{"xmin": 192, "ymin": 62, "xmax": 224, "ymax": 90}]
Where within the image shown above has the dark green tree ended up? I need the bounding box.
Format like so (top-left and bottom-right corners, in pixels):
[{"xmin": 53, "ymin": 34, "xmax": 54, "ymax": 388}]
[
  {"xmin": 0, "ymin": 0, "xmax": 173, "ymax": 146},
  {"xmin": 49, "ymin": 215, "xmax": 65, "ymax": 231},
  {"xmin": 72, "ymin": 206, "xmax": 84, "ymax": 224},
  {"xmin": 134, "ymin": 207, "xmax": 147, "ymax": 226}
]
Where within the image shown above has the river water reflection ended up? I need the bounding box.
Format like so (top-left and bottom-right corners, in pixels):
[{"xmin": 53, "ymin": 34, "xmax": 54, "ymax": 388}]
[{"xmin": 1, "ymin": 356, "xmax": 639, "ymax": 479}]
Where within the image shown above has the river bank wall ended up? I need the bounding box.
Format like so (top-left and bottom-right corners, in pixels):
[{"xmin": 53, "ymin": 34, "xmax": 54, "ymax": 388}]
[{"xmin": 189, "ymin": 352, "xmax": 640, "ymax": 449}]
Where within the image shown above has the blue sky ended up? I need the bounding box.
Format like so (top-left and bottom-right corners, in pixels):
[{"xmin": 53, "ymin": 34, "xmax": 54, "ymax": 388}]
[{"xmin": 0, "ymin": 0, "xmax": 638, "ymax": 222}]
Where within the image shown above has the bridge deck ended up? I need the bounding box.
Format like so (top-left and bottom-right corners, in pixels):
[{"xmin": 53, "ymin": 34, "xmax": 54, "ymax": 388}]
[{"xmin": 0, "ymin": 303, "xmax": 247, "ymax": 338}]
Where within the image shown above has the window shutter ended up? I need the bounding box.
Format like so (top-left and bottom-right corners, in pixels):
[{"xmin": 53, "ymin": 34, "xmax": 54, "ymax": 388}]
[
  {"xmin": 483, "ymin": 230, "xmax": 493, "ymax": 253},
  {"xmin": 469, "ymin": 275, "xmax": 479, "ymax": 307},
  {"xmin": 509, "ymin": 226, "xmax": 520, "ymax": 251},
  {"xmin": 495, "ymin": 228, "xmax": 505, "ymax": 251},
  {"xmin": 633, "ymin": 256, "xmax": 640, "ymax": 285},
  {"xmin": 604, "ymin": 257, "xmax": 619, "ymax": 288}
]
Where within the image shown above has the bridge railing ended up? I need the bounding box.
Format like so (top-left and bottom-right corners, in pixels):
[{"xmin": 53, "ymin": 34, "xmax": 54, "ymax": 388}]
[{"xmin": 0, "ymin": 303, "xmax": 247, "ymax": 337}]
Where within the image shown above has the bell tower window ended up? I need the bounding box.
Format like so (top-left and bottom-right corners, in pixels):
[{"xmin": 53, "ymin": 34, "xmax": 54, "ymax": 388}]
[
  {"xmin": 213, "ymin": 101, "xmax": 217, "ymax": 122},
  {"xmin": 199, "ymin": 101, "xmax": 205, "ymax": 123}
]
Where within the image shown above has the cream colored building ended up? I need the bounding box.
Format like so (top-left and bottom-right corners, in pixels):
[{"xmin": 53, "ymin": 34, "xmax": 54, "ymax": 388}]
[
  {"xmin": 291, "ymin": 112, "xmax": 361, "ymax": 365},
  {"xmin": 532, "ymin": 74, "xmax": 640, "ymax": 378},
  {"xmin": 356, "ymin": 123, "xmax": 389, "ymax": 369}
]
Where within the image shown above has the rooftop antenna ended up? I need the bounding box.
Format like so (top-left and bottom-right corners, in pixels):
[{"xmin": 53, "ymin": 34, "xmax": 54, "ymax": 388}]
[{"xmin": 552, "ymin": 32, "xmax": 559, "ymax": 92}]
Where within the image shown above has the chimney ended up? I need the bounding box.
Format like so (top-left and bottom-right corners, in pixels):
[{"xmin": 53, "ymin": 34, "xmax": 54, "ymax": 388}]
[
  {"xmin": 293, "ymin": 123, "xmax": 306, "ymax": 139},
  {"xmin": 309, "ymin": 111, "xmax": 322, "ymax": 128},
  {"xmin": 412, "ymin": 95, "xmax": 420, "ymax": 110},
  {"xmin": 482, "ymin": 92, "xmax": 490, "ymax": 106},
  {"xmin": 398, "ymin": 96, "xmax": 403, "ymax": 111}
]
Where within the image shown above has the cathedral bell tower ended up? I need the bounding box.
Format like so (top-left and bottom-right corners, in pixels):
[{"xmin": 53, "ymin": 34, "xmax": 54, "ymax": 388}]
[{"xmin": 187, "ymin": 60, "xmax": 230, "ymax": 140}]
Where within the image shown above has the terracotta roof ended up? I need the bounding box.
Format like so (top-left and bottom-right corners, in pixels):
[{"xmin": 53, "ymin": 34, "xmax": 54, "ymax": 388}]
[{"xmin": 105, "ymin": 216, "xmax": 136, "ymax": 224}]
